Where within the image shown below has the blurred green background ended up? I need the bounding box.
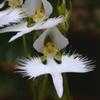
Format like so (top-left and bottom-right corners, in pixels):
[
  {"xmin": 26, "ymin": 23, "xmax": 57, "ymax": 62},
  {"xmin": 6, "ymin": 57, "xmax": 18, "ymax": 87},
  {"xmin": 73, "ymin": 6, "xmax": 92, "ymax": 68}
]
[{"xmin": 0, "ymin": 0, "xmax": 99, "ymax": 100}]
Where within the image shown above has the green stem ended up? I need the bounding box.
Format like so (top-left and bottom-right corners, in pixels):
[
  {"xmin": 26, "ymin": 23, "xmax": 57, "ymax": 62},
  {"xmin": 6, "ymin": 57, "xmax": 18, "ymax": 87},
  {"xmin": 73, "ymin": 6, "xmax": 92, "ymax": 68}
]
[
  {"xmin": 38, "ymin": 75, "xmax": 48, "ymax": 100},
  {"xmin": 22, "ymin": 36, "xmax": 30, "ymax": 57},
  {"xmin": 62, "ymin": 76, "xmax": 73, "ymax": 100},
  {"xmin": 63, "ymin": 0, "xmax": 67, "ymax": 9}
]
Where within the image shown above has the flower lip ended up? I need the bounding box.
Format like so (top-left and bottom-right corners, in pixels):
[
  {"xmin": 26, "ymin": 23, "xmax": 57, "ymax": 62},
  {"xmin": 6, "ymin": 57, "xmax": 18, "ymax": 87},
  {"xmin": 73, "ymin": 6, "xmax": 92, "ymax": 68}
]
[{"xmin": 17, "ymin": 54, "xmax": 94, "ymax": 78}]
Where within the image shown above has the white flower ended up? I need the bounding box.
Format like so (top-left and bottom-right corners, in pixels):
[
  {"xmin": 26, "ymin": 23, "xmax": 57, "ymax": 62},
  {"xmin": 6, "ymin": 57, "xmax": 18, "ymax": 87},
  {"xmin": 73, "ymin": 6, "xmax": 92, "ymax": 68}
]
[
  {"xmin": 0, "ymin": 8, "xmax": 23, "ymax": 27},
  {"xmin": 0, "ymin": 0, "xmax": 64, "ymax": 43},
  {"xmin": 33, "ymin": 27, "xmax": 69, "ymax": 52},
  {"xmin": 17, "ymin": 54, "xmax": 93, "ymax": 98},
  {"xmin": 6, "ymin": 0, "xmax": 53, "ymax": 22}
]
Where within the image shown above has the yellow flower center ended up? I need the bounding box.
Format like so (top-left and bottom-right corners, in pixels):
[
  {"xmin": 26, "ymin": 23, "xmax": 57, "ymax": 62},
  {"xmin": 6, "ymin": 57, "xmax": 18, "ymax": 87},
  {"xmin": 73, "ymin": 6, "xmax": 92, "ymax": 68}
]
[
  {"xmin": 32, "ymin": 6, "xmax": 45, "ymax": 22},
  {"xmin": 8, "ymin": 0, "xmax": 23, "ymax": 8},
  {"xmin": 43, "ymin": 42, "xmax": 59, "ymax": 57},
  {"xmin": 26, "ymin": 4, "xmax": 45, "ymax": 27},
  {"xmin": 41, "ymin": 42, "xmax": 62, "ymax": 64}
]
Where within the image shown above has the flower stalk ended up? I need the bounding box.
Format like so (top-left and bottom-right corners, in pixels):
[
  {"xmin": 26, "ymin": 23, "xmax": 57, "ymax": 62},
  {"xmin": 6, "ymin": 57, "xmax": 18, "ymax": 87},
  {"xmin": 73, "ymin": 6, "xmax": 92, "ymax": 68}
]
[{"xmin": 22, "ymin": 36, "xmax": 30, "ymax": 57}]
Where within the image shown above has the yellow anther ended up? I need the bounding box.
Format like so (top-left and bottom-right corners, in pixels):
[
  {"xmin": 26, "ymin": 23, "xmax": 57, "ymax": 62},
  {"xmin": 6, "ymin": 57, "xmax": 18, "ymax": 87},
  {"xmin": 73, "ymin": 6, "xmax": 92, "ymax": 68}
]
[
  {"xmin": 8, "ymin": 0, "xmax": 23, "ymax": 8},
  {"xmin": 32, "ymin": 6, "xmax": 45, "ymax": 22},
  {"xmin": 43, "ymin": 42, "xmax": 59, "ymax": 57}
]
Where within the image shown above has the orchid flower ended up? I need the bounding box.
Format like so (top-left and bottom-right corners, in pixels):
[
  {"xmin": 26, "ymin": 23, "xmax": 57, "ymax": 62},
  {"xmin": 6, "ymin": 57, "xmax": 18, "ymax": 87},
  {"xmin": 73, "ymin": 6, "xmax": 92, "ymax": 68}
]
[
  {"xmin": 7, "ymin": 0, "xmax": 53, "ymax": 19},
  {"xmin": 0, "ymin": 0, "xmax": 64, "ymax": 43},
  {"xmin": 17, "ymin": 54, "xmax": 93, "ymax": 98}
]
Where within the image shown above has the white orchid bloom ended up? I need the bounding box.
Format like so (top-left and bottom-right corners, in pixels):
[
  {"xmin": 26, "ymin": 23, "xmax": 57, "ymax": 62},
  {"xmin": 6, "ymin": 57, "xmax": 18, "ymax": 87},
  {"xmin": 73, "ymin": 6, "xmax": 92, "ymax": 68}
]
[
  {"xmin": 0, "ymin": 16, "xmax": 64, "ymax": 42},
  {"xmin": 0, "ymin": 0, "xmax": 53, "ymax": 27},
  {"xmin": 0, "ymin": 0, "xmax": 64, "ymax": 43},
  {"xmin": 7, "ymin": 0, "xmax": 53, "ymax": 21},
  {"xmin": 0, "ymin": 8, "xmax": 23, "ymax": 27},
  {"xmin": 17, "ymin": 54, "xmax": 93, "ymax": 98}
]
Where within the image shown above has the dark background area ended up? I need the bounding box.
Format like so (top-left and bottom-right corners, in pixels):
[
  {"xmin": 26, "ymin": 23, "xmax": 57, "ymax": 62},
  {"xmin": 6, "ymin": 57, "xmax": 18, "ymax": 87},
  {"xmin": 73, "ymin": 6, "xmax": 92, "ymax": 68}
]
[{"xmin": 0, "ymin": 0, "xmax": 99, "ymax": 100}]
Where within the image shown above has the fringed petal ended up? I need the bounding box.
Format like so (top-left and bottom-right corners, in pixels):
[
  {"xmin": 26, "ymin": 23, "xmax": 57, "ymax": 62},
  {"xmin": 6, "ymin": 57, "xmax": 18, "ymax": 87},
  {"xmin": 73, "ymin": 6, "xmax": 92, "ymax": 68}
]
[
  {"xmin": 0, "ymin": 8, "xmax": 23, "ymax": 27},
  {"xmin": 32, "ymin": 16, "xmax": 63, "ymax": 30}
]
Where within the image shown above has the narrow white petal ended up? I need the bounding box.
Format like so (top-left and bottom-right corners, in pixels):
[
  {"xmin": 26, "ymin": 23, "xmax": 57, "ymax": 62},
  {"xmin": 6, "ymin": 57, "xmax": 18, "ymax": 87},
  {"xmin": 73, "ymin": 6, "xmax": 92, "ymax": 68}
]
[
  {"xmin": 51, "ymin": 73, "xmax": 63, "ymax": 98},
  {"xmin": 42, "ymin": 0, "xmax": 53, "ymax": 18},
  {"xmin": 48, "ymin": 27, "xmax": 69, "ymax": 50},
  {"xmin": 0, "ymin": 9, "xmax": 11, "ymax": 18},
  {"xmin": 32, "ymin": 16, "xmax": 64, "ymax": 30},
  {"xmin": 33, "ymin": 29, "xmax": 49, "ymax": 52},
  {"xmin": 0, "ymin": 1, "xmax": 5, "ymax": 9},
  {"xmin": 9, "ymin": 32, "xmax": 25, "ymax": 42},
  {"xmin": 9, "ymin": 28, "xmax": 31, "ymax": 42},
  {"xmin": 0, "ymin": 22, "xmax": 28, "ymax": 33},
  {"xmin": 0, "ymin": 8, "xmax": 23, "ymax": 27},
  {"xmin": 22, "ymin": 0, "xmax": 41, "ymax": 17}
]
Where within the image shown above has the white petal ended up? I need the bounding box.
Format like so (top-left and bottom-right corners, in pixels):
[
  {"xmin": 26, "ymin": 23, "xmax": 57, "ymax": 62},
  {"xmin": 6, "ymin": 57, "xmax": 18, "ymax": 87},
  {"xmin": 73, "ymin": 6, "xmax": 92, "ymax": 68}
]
[
  {"xmin": 57, "ymin": 54, "xmax": 94, "ymax": 73},
  {"xmin": 0, "ymin": 1, "xmax": 5, "ymax": 9},
  {"xmin": 51, "ymin": 73, "xmax": 63, "ymax": 98},
  {"xmin": 32, "ymin": 16, "xmax": 63, "ymax": 30},
  {"xmin": 48, "ymin": 27, "xmax": 69, "ymax": 50},
  {"xmin": 42, "ymin": 0, "xmax": 53, "ymax": 18},
  {"xmin": 0, "ymin": 8, "xmax": 23, "ymax": 27},
  {"xmin": 22, "ymin": 0, "xmax": 41, "ymax": 17},
  {"xmin": 0, "ymin": 22, "xmax": 30, "ymax": 40},
  {"xmin": 17, "ymin": 57, "xmax": 49, "ymax": 78},
  {"xmin": 0, "ymin": 9, "xmax": 11, "ymax": 18},
  {"xmin": 9, "ymin": 30, "xmax": 28, "ymax": 42},
  {"xmin": 33, "ymin": 29, "xmax": 49, "ymax": 52},
  {"xmin": 0, "ymin": 22, "xmax": 28, "ymax": 33}
]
